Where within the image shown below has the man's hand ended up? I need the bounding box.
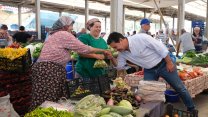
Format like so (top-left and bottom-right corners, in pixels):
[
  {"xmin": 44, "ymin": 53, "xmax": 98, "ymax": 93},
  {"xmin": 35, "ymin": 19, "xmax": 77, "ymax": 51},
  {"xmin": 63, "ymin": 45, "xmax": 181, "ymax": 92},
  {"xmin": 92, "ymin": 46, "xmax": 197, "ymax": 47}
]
[
  {"xmin": 103, "ymin": 50, "xmax": 111, "ymax": 56},
  {"xmin": 166, "ymin": 61, "xmax": 175, "ymax": 72},
  {"xmin": 164, "ymin": 55, "xmax": 175, "ymax": 72},
  {"xmin": 106, "ymin": 52, "xmax": 114, "ymax": 60}
]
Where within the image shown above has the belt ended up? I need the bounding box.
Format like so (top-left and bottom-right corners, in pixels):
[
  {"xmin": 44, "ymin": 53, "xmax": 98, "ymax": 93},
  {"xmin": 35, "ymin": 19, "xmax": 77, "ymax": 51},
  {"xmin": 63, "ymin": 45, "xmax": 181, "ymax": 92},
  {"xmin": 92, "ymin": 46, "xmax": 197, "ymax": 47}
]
[{"xmin": 151, "ymin": 59, "xmax": 164, "ymax": 69}]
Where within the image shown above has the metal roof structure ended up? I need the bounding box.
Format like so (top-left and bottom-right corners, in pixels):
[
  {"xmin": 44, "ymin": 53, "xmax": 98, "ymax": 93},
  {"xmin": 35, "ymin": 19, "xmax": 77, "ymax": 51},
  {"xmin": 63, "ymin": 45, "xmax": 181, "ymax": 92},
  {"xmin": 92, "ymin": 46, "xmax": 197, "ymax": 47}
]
[{"xmin": 0, "ymin": 0, "xmax": 206, "ymax": 22}]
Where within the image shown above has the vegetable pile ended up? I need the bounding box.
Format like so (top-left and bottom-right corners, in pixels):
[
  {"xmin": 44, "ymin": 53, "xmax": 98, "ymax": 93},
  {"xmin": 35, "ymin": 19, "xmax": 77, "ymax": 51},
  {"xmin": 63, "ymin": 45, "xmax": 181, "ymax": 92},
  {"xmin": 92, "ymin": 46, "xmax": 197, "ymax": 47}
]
[
  {"xmin": 24, "ymin": 107, "xmax": 74, "ymax": 117},
  {"xmin": 32, "ymin": 43, "xmax": 43, "ymax": 59},
  {"xmin": 0, "ymin": 47, "xmax": 28, "ymax": 60},
  {"xmin": 74, "ymin": 94, "xmax": 135, "ymax": 117},
  {"xmin": 178, "ymin": 67, "xmax": 204, "ymax": 81},
  {"xmin": 177, "ymin": 51, "xmax": 208, "ymax": 66}
]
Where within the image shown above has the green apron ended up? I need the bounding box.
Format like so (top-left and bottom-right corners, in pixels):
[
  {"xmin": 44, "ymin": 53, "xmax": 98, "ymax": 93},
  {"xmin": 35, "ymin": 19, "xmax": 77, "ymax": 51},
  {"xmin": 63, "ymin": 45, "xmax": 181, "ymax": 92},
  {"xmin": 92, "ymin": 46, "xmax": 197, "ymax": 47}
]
[{"xmin": 75, "ymin": 34, "xmax": 108, "ymax": 78}]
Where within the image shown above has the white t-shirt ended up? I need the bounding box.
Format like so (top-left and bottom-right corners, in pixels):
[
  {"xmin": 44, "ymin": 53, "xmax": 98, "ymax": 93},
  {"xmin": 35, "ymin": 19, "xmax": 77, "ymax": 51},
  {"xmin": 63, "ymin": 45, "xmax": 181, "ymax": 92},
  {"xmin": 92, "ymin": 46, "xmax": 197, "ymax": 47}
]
[{"xmin": 179, "ymin": 32, "xmax": 195, "ymax": 53}]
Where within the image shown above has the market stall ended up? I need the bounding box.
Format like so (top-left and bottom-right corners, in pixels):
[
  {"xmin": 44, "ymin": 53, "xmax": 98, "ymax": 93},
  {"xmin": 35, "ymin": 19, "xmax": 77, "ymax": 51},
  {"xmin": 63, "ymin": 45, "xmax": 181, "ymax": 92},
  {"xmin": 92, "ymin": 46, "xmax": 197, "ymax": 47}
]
[
  {"xmin": 125, "ymin": 64, "xmax": 208, "ymax": 98},
  {"xmin": 0, "ymin": 42, "xmax": 43, "ymax": 116},
  {"xmin": 0, "ymin": 43, "xmax": 201, "ymax": 117}
]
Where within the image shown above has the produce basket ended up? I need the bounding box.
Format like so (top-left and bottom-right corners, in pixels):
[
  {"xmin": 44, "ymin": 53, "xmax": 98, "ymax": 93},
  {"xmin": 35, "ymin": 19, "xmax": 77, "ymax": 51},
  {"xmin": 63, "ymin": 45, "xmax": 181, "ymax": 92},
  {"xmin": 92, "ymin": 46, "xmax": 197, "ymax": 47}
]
[
  {"xmin": 165, "ymin": 103, "xmax": 198, "ymax": 117},
  {"xmin": 66, "ymin": 75, "xmax": 111, "ymax": 100},
  {"xmin": 0, "ymin": 49, "xmax": 32, "ymax": 73}
]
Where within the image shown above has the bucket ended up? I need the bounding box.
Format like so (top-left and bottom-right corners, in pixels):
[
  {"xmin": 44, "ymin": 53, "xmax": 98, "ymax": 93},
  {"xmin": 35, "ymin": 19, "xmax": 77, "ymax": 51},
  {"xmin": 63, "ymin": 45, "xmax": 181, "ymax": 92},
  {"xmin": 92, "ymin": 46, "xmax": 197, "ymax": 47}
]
[
  {"xmin": 165, "ymin": 90, "xmax": 179, "ymax": 103},
  {"xmin": 66, "ymin": 62, "xmax": 73, "ymax": 80}
]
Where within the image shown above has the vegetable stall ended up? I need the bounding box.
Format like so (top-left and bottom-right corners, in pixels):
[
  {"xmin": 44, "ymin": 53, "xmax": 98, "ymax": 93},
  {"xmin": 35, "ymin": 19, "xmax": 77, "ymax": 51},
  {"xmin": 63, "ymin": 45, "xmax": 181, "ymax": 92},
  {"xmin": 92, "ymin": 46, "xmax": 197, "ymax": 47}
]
[{"xmin": 0, "ymin": 43, "xmax": 204, "ymax": 117}]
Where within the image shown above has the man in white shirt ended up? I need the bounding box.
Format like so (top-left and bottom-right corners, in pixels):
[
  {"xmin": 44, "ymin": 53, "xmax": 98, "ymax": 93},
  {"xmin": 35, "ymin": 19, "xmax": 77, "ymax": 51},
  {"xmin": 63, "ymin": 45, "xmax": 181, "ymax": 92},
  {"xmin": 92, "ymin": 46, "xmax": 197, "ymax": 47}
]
[
  {"xmin": 157, "ymin": 29, "xmax": 167, "ymax": 44},
  {"xmin": 176, "ymin": 29, "xmax": 195, "ymax": 56},
  {"xmin": 107, "ymin": 32, "xmax": 195, "ymax": 112}
]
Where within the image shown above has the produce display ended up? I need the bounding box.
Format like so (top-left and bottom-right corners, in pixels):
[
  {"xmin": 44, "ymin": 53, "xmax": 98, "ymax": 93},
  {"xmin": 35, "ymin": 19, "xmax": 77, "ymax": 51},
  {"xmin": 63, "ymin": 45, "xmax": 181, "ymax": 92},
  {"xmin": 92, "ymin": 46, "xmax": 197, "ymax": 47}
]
[
  {"xmin": 74, "ymin": 94, "xmax": 134, "ymax": 117},
  {"xmin": 178, "ymin": 67, "xmax": 203, "ymax": 81},
  {"xmin": 0, "ymin": 47, "xmax": 28, "ymax": 60},
  {"xmin": 112, "ymin": 77, "xmax": 130, "ymax": 89},
  {"xmin": 70, "ymin": 86, "xmax": 90, "ymax": 97},
  {"xmin": 74, "ymin": 95, "xmax": 106, "ymax": 117},
  {"xmin": 7, "ymin": 42, "xmax": 21, "ymax": 48},
  {"xmin": 32, "ymin": 43, "xmax": 43, "ymax": 59},
  {"xmin": 177, "ymin": 51, "xmax": 208, "ymax": 66},
  {"xmin": 103, "ymin": 88, "xmax": 141, "ymax": 108},
  {"xmin": 191, "ymin": 54, "xmax": 208, "ymax": 66},
  {"xmin": 24, "ymin": 107, "xmax": 74, "ymax": 117},
  {"xmin": 103, "ymin": 77, "xmax": 141, "ymax": 109},
  {"xmin": 93, "ymin": 60, "xmax": 108, "ymax": 68},
  {"xmin": 182, "ymin": 51, "xmax": 196, "ymax": 58}
]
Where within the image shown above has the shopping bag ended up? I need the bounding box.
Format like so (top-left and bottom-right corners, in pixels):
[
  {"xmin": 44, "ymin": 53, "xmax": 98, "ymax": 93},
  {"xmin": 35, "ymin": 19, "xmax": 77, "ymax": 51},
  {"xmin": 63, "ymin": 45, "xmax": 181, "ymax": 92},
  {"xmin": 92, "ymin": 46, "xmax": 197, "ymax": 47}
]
[
  {"xmin": 93, "ymin": 60, "xmax": 108, "ymax": 68},
  {"xmin": 0, "ymin": 94, "xmax": 20, "ymax": 117}
]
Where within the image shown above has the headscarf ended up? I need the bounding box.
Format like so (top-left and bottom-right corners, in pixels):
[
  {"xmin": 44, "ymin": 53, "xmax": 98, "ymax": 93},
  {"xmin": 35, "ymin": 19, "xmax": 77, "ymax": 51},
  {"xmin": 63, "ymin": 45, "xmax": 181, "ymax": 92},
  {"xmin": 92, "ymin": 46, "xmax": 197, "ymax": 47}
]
[
  {"xmin": 194, "ymin": 26, "xmax": 200, "ymax": 31},
  {"xmin": 86, "ymin": 18, "xmax": 100, "ymax": 31},
  {"xmin": 51, "ymin": 16, "xmax": 74, "ymax": 34}
]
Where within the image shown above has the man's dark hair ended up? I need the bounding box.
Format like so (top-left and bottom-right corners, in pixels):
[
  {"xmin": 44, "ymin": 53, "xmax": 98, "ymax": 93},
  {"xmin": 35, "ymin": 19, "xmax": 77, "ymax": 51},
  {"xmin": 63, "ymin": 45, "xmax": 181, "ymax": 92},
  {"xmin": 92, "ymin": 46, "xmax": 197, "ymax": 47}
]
[
  {"xmin": 107, "ymin": 32, "xmax": 125, "ymax": 45},
  {"xmin": 19, "ymin": 26, "xmax": 25, "ymax": 31},
  {"xmin": 1, "ymin": 24, "xmax": 8, "ymax": 30}
]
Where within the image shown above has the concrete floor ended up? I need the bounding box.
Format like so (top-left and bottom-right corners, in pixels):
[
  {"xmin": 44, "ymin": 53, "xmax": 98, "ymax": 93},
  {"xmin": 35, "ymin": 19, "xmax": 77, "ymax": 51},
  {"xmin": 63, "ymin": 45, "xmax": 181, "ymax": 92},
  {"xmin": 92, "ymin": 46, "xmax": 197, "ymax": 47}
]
[{"xmin": 171, "ymin": 92, "xmax": 208, "ymax": 117}]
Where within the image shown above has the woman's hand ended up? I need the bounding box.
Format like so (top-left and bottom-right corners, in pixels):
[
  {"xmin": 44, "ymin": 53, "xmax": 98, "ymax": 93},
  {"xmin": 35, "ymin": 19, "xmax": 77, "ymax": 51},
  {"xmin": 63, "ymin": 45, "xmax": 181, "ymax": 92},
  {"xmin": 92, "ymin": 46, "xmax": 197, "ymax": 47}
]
[{"xmin": 95, "ymin": 54, "xmax": 105, "ymax": 60}]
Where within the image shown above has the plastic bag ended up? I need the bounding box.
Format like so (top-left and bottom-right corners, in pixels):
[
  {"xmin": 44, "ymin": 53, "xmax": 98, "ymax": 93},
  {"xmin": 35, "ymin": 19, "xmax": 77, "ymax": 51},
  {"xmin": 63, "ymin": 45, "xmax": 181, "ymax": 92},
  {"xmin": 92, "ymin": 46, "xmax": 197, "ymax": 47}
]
[
  {"xmin": 136, "ymin": 81, "xmax": 166, "ymax": 102},
  {"xmin": 0, "ymin": 95, "xmax": 20, "ymax": 117},
  {"xmin": 40, "ymin": 98, "xmax": 74, "ymax": 112},
  {"xmin": 93, "ymin": 60, "xmax": 108, "ymax": 68}
]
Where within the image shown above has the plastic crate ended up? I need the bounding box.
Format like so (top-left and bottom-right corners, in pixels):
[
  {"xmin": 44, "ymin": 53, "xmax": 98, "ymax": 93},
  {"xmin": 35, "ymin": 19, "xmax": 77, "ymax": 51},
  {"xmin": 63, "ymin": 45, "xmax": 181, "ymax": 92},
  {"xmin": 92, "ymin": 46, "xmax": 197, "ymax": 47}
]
[
  {"xmin": 104, "ymin": 67, "xmax": 117, "ymax": 78},
  {"xmin": 0, "ymin": 49, "xmax": 32, "ymax": 73},
  {"xmin": 165, "ymin": 104, "xmax": 198, "ymax": 117},
  {"xmin": 66, "ymin": 75, "xmax": 111, "ymax": 100}
]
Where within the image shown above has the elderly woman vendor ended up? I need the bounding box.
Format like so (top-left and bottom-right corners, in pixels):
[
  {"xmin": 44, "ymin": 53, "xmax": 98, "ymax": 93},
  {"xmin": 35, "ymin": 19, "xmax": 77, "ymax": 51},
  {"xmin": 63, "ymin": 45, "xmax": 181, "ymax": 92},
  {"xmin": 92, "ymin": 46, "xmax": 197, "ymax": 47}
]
[{"xmin": 30, "ymin": 16, "xmax": 111, "ymax": 110}]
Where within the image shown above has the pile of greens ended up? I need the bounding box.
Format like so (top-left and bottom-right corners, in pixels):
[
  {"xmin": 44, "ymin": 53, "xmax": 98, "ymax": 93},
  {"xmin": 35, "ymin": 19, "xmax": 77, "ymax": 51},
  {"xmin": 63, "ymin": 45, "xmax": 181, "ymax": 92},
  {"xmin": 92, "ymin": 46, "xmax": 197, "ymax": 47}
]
[
  {"xmin": 32, "ymin": 43, "xmax": 43, "ymax": 59},
  {"xmin": 191, "ymin": 54, "xmax": 208, "ymax": 66},
  {"xmin": 24, "ymin": 107, "xmax": 74, "ymax": 117},
  {"xmin": 182, "ymin": 51, "xmax": 196, "ymax": 58}
]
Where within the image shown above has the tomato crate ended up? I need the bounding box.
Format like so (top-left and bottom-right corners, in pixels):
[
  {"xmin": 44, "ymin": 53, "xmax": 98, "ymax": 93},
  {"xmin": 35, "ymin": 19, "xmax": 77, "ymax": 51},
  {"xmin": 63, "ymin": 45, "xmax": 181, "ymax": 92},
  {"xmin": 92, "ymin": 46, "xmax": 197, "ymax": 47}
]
[
  {"xmin": 0, "ymin": 49, "xmax": 32, "ymax": 73},
  {"xmin": 66, "ymin": 75, "xmax": 112, "ymax": 100},
  {"xmin": 165, "ymin": 104, "xmax": 198, "ymax": 117}
]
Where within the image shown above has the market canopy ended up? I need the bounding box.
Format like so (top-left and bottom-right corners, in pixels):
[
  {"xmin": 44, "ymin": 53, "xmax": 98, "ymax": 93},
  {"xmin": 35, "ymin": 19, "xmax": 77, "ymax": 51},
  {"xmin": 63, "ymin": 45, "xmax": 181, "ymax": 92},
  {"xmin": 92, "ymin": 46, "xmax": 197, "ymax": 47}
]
[{"xmin": 0, "ymin": 0, "xmax": 206, "ymax": 21}]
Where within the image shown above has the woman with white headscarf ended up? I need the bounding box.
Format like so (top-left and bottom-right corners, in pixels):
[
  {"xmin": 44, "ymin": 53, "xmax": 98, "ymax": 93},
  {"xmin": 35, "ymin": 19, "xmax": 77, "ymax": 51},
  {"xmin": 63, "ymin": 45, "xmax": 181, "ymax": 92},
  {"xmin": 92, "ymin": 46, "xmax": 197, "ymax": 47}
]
[
  {"xmin": 30, "ymin": 16, "xmax": 111, "ymax": 110},
  {"xmin": 192, "ymin": 26, "xmax": 204, "ymax": 53}
]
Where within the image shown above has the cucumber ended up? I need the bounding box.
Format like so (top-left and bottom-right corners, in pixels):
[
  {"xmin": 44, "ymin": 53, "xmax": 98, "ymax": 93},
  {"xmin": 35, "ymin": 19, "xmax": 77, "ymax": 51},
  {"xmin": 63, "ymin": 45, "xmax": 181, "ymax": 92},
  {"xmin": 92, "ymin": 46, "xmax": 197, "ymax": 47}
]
[
  {"xmin": 109, "ymin": 112, "xmax": 122, "ymax": 117},
  {"xmin": 123, "ymin": 114, "xmax": 134, "ymax": 117},
  {"xmin": 100, "ymin": 114, "xmax": 113, "ymax": 117},
  {"xmin": 98, "ymin": 107, "xmax": 111, "ymax": 116},
  {"xmin": 110, "ymin": 106, "xmax": 132, "ymax": 116}
]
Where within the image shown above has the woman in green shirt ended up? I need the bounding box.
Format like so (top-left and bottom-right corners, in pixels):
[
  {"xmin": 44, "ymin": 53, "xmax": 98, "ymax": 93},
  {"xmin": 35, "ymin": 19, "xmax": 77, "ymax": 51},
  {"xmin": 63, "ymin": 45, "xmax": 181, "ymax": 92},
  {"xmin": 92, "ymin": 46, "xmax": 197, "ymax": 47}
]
[{"xmin": 76, "ymin": 18, "xmax": 108, "ymax": 78}]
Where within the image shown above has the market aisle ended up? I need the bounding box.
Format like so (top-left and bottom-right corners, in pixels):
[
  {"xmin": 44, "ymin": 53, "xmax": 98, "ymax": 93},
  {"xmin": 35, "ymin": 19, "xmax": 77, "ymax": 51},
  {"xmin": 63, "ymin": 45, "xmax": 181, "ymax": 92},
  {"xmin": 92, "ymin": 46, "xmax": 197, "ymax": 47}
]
[{"xmin": 172, "ymin": 92, "xmax": 208, "ymax": 117}]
